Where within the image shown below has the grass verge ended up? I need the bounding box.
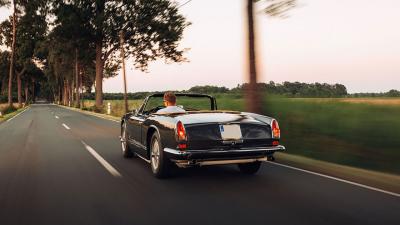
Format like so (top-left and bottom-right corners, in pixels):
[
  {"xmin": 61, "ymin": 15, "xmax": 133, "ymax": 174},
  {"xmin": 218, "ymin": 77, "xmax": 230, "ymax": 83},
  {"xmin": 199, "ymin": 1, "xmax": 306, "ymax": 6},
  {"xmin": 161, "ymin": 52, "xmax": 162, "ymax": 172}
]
[
  {"xmin": 58, "ymin": 104, "xmax": 121, "ymax": 122},
  {"xmin": 0, "ymin": 106, "xmax": 27, "ymax": 123}
]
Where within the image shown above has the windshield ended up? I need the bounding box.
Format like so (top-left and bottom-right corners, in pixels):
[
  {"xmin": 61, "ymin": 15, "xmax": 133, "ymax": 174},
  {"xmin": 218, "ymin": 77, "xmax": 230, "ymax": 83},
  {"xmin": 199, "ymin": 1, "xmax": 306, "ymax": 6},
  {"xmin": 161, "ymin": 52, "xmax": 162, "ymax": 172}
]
[{"xmin": 142, "ymin": 95, "xmax": 215, "ymax": 114}]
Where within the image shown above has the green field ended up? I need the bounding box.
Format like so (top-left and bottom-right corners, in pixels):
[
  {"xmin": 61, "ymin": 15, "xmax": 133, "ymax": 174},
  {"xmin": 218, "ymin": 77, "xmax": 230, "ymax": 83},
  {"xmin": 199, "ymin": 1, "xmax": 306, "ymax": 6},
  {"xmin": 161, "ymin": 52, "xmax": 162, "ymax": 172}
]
[
  {"xmin": 80, "ymin": 96, "xmax": 400, "ymax": 174},
  {"xmin": 262, "ymin": 97, "xmax": 400, "ymax": 175}
]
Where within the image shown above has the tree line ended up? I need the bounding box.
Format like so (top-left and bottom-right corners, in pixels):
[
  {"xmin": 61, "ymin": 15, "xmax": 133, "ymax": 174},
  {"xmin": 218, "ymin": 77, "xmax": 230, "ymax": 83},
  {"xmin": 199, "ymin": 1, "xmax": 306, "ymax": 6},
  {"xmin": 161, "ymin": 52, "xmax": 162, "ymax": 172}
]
[
  {"xmin": 349, "ymin": 89, "xmax": 400, "ymax": 98},
  {"xmin": 77, "ymin": 82, "xmax": 400, "ymax": 100}
]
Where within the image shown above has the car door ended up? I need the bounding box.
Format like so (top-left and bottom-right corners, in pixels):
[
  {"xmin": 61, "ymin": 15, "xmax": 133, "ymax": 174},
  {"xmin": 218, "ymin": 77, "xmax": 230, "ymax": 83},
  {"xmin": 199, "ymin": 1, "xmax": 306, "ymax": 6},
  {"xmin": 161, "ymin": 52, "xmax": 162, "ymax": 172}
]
[{"xmin": 127, "ymin": 113, "xmax": 147, "ymax": 157}]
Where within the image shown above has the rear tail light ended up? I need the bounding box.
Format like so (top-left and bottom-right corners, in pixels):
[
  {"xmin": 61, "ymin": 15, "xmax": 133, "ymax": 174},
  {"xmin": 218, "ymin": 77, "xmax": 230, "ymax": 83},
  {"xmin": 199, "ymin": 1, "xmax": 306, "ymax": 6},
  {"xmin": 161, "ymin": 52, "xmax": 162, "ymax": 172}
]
[
  {"xmin": 176, "ymin": 121, "xmax": 187, "ymax": 141},
  {"xmin": 178, "ymin": 143, "xmax": 187, "ymax": 149},
  {"xmin": 271, "ymin": 119, "xmax": 280, "ymax": 139},
  {"xmin": 272, "ymin": 141, "xmax": 279, "ymax": 146}
]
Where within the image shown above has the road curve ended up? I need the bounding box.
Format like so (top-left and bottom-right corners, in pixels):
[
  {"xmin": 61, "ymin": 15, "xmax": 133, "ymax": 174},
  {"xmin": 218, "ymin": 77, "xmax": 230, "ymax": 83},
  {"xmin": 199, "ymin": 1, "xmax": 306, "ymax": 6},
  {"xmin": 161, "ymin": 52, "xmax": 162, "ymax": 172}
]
[{"xmin": 0, "ymin": 104, "xmax": 399, "ymax": 225}]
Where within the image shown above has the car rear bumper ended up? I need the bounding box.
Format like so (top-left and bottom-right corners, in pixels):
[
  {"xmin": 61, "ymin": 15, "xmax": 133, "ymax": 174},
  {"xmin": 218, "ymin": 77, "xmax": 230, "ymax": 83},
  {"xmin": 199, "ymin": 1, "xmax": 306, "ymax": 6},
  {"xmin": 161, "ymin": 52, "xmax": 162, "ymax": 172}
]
[{"xmin": 164, "ymin": 145, "xmax": 285, "ymax": 168}]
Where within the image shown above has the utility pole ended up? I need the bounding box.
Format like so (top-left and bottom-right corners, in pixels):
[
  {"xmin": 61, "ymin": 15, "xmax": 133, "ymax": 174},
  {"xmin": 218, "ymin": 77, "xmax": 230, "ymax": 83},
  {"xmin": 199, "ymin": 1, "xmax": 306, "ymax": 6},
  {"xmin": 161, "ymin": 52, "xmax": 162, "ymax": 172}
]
[{"xmin": 120, "ymin": 31, "xmax": 129, "ymax": 113}]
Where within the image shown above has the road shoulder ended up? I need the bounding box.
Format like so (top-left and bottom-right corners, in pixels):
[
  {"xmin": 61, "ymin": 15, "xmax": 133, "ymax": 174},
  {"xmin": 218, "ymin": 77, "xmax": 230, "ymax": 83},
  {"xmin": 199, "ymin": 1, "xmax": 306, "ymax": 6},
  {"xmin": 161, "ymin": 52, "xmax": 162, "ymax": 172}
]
[{"xmin": 275, "ymin": 152, "xmax": 400, "ymax": 195}]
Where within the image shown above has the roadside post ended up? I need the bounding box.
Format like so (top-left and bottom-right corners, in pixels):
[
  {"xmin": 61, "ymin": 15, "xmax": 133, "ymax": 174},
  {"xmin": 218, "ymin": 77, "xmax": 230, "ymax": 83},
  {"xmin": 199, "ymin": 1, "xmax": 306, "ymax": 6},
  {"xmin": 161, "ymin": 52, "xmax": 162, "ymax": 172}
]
[{"xmin": 107, "ymin": 102, "xmax": 111, "ymax": 115}]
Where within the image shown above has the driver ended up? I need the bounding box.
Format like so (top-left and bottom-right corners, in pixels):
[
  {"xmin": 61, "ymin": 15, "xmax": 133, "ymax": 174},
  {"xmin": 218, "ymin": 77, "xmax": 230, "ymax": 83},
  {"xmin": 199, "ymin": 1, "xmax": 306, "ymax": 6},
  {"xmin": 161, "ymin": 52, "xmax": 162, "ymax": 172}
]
[{"xmin": 156, "ymin": 92, "xmax": 186, "ymax": 114}]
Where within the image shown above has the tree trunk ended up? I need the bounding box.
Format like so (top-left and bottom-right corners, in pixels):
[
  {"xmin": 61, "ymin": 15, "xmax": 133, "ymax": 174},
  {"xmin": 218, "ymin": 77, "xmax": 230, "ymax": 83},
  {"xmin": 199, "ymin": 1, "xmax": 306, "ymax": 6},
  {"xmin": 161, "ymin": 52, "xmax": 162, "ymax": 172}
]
[
  {"xmin": 63, "ymin": 81, "xmax": 67, "ymax": 105},
  {"xmin": 75, "ymin": 48, "xmax": 80, "ymax": 107},
  {"xmin": 32, "ymin": 79, "xmax": 35, "ymax": 103},
  {"xmin": 58, "ymin": 83, "xmax": 61, "ymax": 104},
  {"xmin": 1, "ymin": 76, "xmax": 7, "ymax": 95},
  {"xmin": 70, "ymin": 80, "xmax": 73, "ymax": 106},
  {"xmin": 71, "ymin": 77, "xmax": 75, "ymax": 104},
  {"xmin": 17, "ymin": 72, "xmax": 22, "ymax": 107},
  {"xmin": 67, "ymin": 79, "xmax": 71, "ymax": 106},
  {"xmin": 245, "ymin": 0, "xmax": 262, "ymax": 114},
  {"xmin": 79, "ymin": 65, "xmax": 83, "ymax": 108},
  {"xmin": 95, "ymin": 41, "xmax": 104, "ymax": 109},
  {"xmin": 7, "ymin": 0, "xmax": 17, "ymax": 107},
  {"xmin": 24, "ymin": 85, "xmax": 28, "ymax": 103},
  {"xmin": 120, "ymin": 32, "xmax": 129, "ymax": 113}
]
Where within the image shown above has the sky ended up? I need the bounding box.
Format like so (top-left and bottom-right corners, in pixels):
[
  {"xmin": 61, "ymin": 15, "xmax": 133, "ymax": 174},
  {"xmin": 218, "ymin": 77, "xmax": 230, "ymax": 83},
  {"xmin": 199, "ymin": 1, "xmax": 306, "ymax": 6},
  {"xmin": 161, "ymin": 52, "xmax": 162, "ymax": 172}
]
[{"xmin": 1, "ymin": 0, "xmax": 399, "ymax": 93}]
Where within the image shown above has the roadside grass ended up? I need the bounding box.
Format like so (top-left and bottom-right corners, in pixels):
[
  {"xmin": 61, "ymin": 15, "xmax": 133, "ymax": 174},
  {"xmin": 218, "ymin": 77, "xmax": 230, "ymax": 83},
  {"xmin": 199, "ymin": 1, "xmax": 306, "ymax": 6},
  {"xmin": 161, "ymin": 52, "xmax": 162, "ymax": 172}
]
[
  {"xmin": 0, "ymin": 104, "xmax": 26, "ymax": 123},
  {"xmin": 76, "ymin": 96, "xmax": 400, "ymax": 174},
  {"xmin": 263, "ymin": 97, "xmax": 400, "ymax": 175},
  {"xmin": 339, "ymin": 97, "xmax": 400, "ymax": 106},
  {"xmin": 80, "ymin": 99, "xmax": 142, "ymax": 118}
]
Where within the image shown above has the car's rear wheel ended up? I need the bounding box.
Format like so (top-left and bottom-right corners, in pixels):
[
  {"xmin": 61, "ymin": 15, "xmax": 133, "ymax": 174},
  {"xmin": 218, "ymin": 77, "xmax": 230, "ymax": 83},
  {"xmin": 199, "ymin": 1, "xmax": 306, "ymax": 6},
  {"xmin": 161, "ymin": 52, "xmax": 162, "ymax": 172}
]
[
  {"xmin": 150, "ymin": 132, "xmax": 171, "ymax": 178},
  {"xmin": 238, "ymin": 161, "xmax": 262, "ymax": 174},
  {"xmin": 121, "ymin": 122, "xmax": 134, "ymax": 158}
]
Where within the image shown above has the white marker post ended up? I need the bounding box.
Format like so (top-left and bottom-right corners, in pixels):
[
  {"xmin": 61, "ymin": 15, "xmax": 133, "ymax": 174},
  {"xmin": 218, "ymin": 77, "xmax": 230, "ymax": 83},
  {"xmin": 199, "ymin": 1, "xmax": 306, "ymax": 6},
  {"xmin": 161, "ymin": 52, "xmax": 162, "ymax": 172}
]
[{"xmin": 107, "ymin": 102, "xmax": 111, "ymax": 115}]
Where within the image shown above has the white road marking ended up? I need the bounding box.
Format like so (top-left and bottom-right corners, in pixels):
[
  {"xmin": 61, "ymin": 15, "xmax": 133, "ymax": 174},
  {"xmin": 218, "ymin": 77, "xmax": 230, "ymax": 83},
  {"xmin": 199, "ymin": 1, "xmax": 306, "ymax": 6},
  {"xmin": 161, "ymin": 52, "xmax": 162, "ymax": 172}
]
[
  {"xmin": 62, "ymin": 123, "xmax": 70, "ymax": 130},
  {"xmin": 6, "ymin": 107, "xmax": 30, "ymax": 122},
  {"xmin": 81, "ymin": 141, "xmax": 122, "ymax": 178},
  {"xmin": 55, "ymin": 116, "xmax": 59, "ymax": 119},
  {"xmin": 267, "ymin": 161, "xmax": 400, "ymax": 198}
]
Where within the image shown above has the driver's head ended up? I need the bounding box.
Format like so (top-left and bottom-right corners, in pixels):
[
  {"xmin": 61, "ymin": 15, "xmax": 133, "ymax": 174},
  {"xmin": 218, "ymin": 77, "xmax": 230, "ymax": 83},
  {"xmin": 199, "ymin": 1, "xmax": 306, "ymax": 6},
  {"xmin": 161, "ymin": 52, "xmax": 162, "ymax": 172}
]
[{"xmin": 163, "ymin": 92, "xmax": 177, "ymax": 107}]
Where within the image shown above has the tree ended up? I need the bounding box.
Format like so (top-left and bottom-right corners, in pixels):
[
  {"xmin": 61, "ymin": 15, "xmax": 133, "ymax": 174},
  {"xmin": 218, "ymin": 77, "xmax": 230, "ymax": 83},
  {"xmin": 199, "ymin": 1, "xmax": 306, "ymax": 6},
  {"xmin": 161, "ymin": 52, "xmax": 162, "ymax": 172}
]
[
  {"xmin": 245, "ymin": 0, "xmax": 297, "ymax": 113},
  {"xmin": 87, "ymin": 0, "xmax": 189, "ymax": 108},
  {"xmin": 15, "ymin": 1, "xmax": 48, "ymax": 106},
  {"xmin": 50, "ymin": 0, "xmax": 94, "ymax": 107},
  {"xmin": 0, "ymin": 51, "xmax": 10, "ymax": 99},
  {"xmin": 0, "ymin": 0, "xmax": 16, "ymax": 107},
  {"xmin": 0, "ymin": 0, "xmax": 48, "ymax": 107}
]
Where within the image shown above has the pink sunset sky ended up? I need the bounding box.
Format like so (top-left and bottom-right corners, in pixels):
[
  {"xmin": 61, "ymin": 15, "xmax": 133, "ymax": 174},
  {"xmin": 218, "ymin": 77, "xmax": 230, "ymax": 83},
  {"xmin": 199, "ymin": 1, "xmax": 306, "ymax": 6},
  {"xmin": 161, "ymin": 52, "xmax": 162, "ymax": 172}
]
[{"xmin": 1, "ymin": 0, "xmax": 399, "ymax": 93}]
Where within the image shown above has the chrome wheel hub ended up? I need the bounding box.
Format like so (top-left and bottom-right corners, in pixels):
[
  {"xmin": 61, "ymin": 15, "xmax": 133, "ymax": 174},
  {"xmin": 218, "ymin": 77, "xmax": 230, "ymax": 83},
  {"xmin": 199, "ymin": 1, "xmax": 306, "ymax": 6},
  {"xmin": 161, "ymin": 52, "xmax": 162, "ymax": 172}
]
[{"xmin": 151, "ymin": 140, "xmax": 160, "ymax": 170}]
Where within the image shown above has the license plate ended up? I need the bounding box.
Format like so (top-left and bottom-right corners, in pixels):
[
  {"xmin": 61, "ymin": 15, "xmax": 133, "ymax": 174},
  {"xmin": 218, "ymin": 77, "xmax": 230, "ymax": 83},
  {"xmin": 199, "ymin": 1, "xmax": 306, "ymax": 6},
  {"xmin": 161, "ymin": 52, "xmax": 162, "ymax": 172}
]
[{"xmin": 219, "ymin": 124, "xmax": 242, "ymax": 140}]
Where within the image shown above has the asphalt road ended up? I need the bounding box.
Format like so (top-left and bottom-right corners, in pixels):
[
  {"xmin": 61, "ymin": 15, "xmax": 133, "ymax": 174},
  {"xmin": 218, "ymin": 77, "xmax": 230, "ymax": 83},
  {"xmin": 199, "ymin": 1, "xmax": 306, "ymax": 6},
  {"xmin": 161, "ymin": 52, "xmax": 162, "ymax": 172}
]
[{"xmin": 0, "ymin": 104, "xmax": 399, "ymax": 225}]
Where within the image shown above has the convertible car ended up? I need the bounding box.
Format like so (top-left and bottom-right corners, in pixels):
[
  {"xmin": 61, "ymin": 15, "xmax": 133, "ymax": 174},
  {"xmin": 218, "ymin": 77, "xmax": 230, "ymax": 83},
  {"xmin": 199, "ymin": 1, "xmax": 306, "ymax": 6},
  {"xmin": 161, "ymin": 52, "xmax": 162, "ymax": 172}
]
[{"xmin": 120, "ymin": 93, "xmax": 285, "ymax": 178}]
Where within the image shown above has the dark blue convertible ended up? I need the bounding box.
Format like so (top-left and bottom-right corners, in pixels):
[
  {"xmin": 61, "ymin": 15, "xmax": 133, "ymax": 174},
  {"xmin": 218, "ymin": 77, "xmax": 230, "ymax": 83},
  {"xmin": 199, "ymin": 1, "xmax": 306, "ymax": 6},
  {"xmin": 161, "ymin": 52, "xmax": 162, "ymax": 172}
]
[{"xmin": 120, "ymin": 93, "xmax": 285, "ymax": 178}]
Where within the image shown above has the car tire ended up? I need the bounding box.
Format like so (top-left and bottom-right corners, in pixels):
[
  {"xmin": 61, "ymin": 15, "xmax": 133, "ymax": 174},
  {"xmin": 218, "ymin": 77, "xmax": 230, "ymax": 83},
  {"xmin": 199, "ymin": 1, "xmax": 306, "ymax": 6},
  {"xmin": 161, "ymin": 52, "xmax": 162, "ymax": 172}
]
[
  {"xmin": 121, "ymin": 122, "xmax": 134, "ymax": 158},
  {"xmin": 238, "ymin": 161, "xmax": 262, "ymax": 175},
  {"xmin": 150, "ymin": 132, "xmax": 171, "ymax": 178}
]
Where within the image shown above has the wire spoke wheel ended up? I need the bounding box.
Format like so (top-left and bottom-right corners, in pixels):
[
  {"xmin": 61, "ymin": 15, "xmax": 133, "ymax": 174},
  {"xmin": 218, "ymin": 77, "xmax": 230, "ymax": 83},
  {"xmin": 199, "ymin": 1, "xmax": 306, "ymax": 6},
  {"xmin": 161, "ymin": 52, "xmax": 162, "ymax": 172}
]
[
  {"xmin": 151, "ymin": 139, "xmax": 160, "ymax": 170},
  {"xmin": 121, "ymin": 125, "xmax": 127, "ymax": 153}
]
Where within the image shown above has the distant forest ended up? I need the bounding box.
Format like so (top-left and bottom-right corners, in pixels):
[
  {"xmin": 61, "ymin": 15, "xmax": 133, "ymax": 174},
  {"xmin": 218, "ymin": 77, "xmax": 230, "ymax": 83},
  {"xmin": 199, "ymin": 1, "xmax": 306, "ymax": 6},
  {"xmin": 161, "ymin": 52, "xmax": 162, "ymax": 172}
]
[{"xmin": 79, "ymin": 81, "xmax": 400, "ymax": 100}]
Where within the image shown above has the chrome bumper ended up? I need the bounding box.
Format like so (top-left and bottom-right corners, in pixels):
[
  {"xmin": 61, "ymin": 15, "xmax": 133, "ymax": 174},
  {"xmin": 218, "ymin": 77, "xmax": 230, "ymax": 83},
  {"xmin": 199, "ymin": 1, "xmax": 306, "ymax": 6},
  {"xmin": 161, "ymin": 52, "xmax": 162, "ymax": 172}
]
[{"xmin": 164, "ymin": 145, "xmax": 285, "ymax": 168}]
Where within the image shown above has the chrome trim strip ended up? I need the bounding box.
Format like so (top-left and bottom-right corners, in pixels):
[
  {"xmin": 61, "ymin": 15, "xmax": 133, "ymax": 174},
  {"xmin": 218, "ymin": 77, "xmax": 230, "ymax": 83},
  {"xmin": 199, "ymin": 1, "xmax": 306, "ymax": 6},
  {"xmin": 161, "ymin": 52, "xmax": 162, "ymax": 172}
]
[
  {"xmin": 128, "ymin": 139, "xmax": 147, "ymax": 150},
  {"xmin": 136, "ymin": 154, "xmax": 151, "ymax": 164},
  {"xmin": 129, "ymin": 115, "xmax": 145, "ymax": 122},
  {"xmin": 164, "ymin": 145, "xmax": 285, "ymax": 156},
  {"xmin": 174, "ymin": 157, "xmax": 269, "ymax": 168}
]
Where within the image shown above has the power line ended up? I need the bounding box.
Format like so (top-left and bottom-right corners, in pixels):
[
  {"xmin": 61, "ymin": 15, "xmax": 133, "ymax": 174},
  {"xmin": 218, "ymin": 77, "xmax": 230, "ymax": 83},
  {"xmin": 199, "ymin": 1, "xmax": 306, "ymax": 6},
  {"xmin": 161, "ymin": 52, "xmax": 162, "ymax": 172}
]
[{"xmin": 178, "ymin": 0, "xmax": 193, "ymax": 8}]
